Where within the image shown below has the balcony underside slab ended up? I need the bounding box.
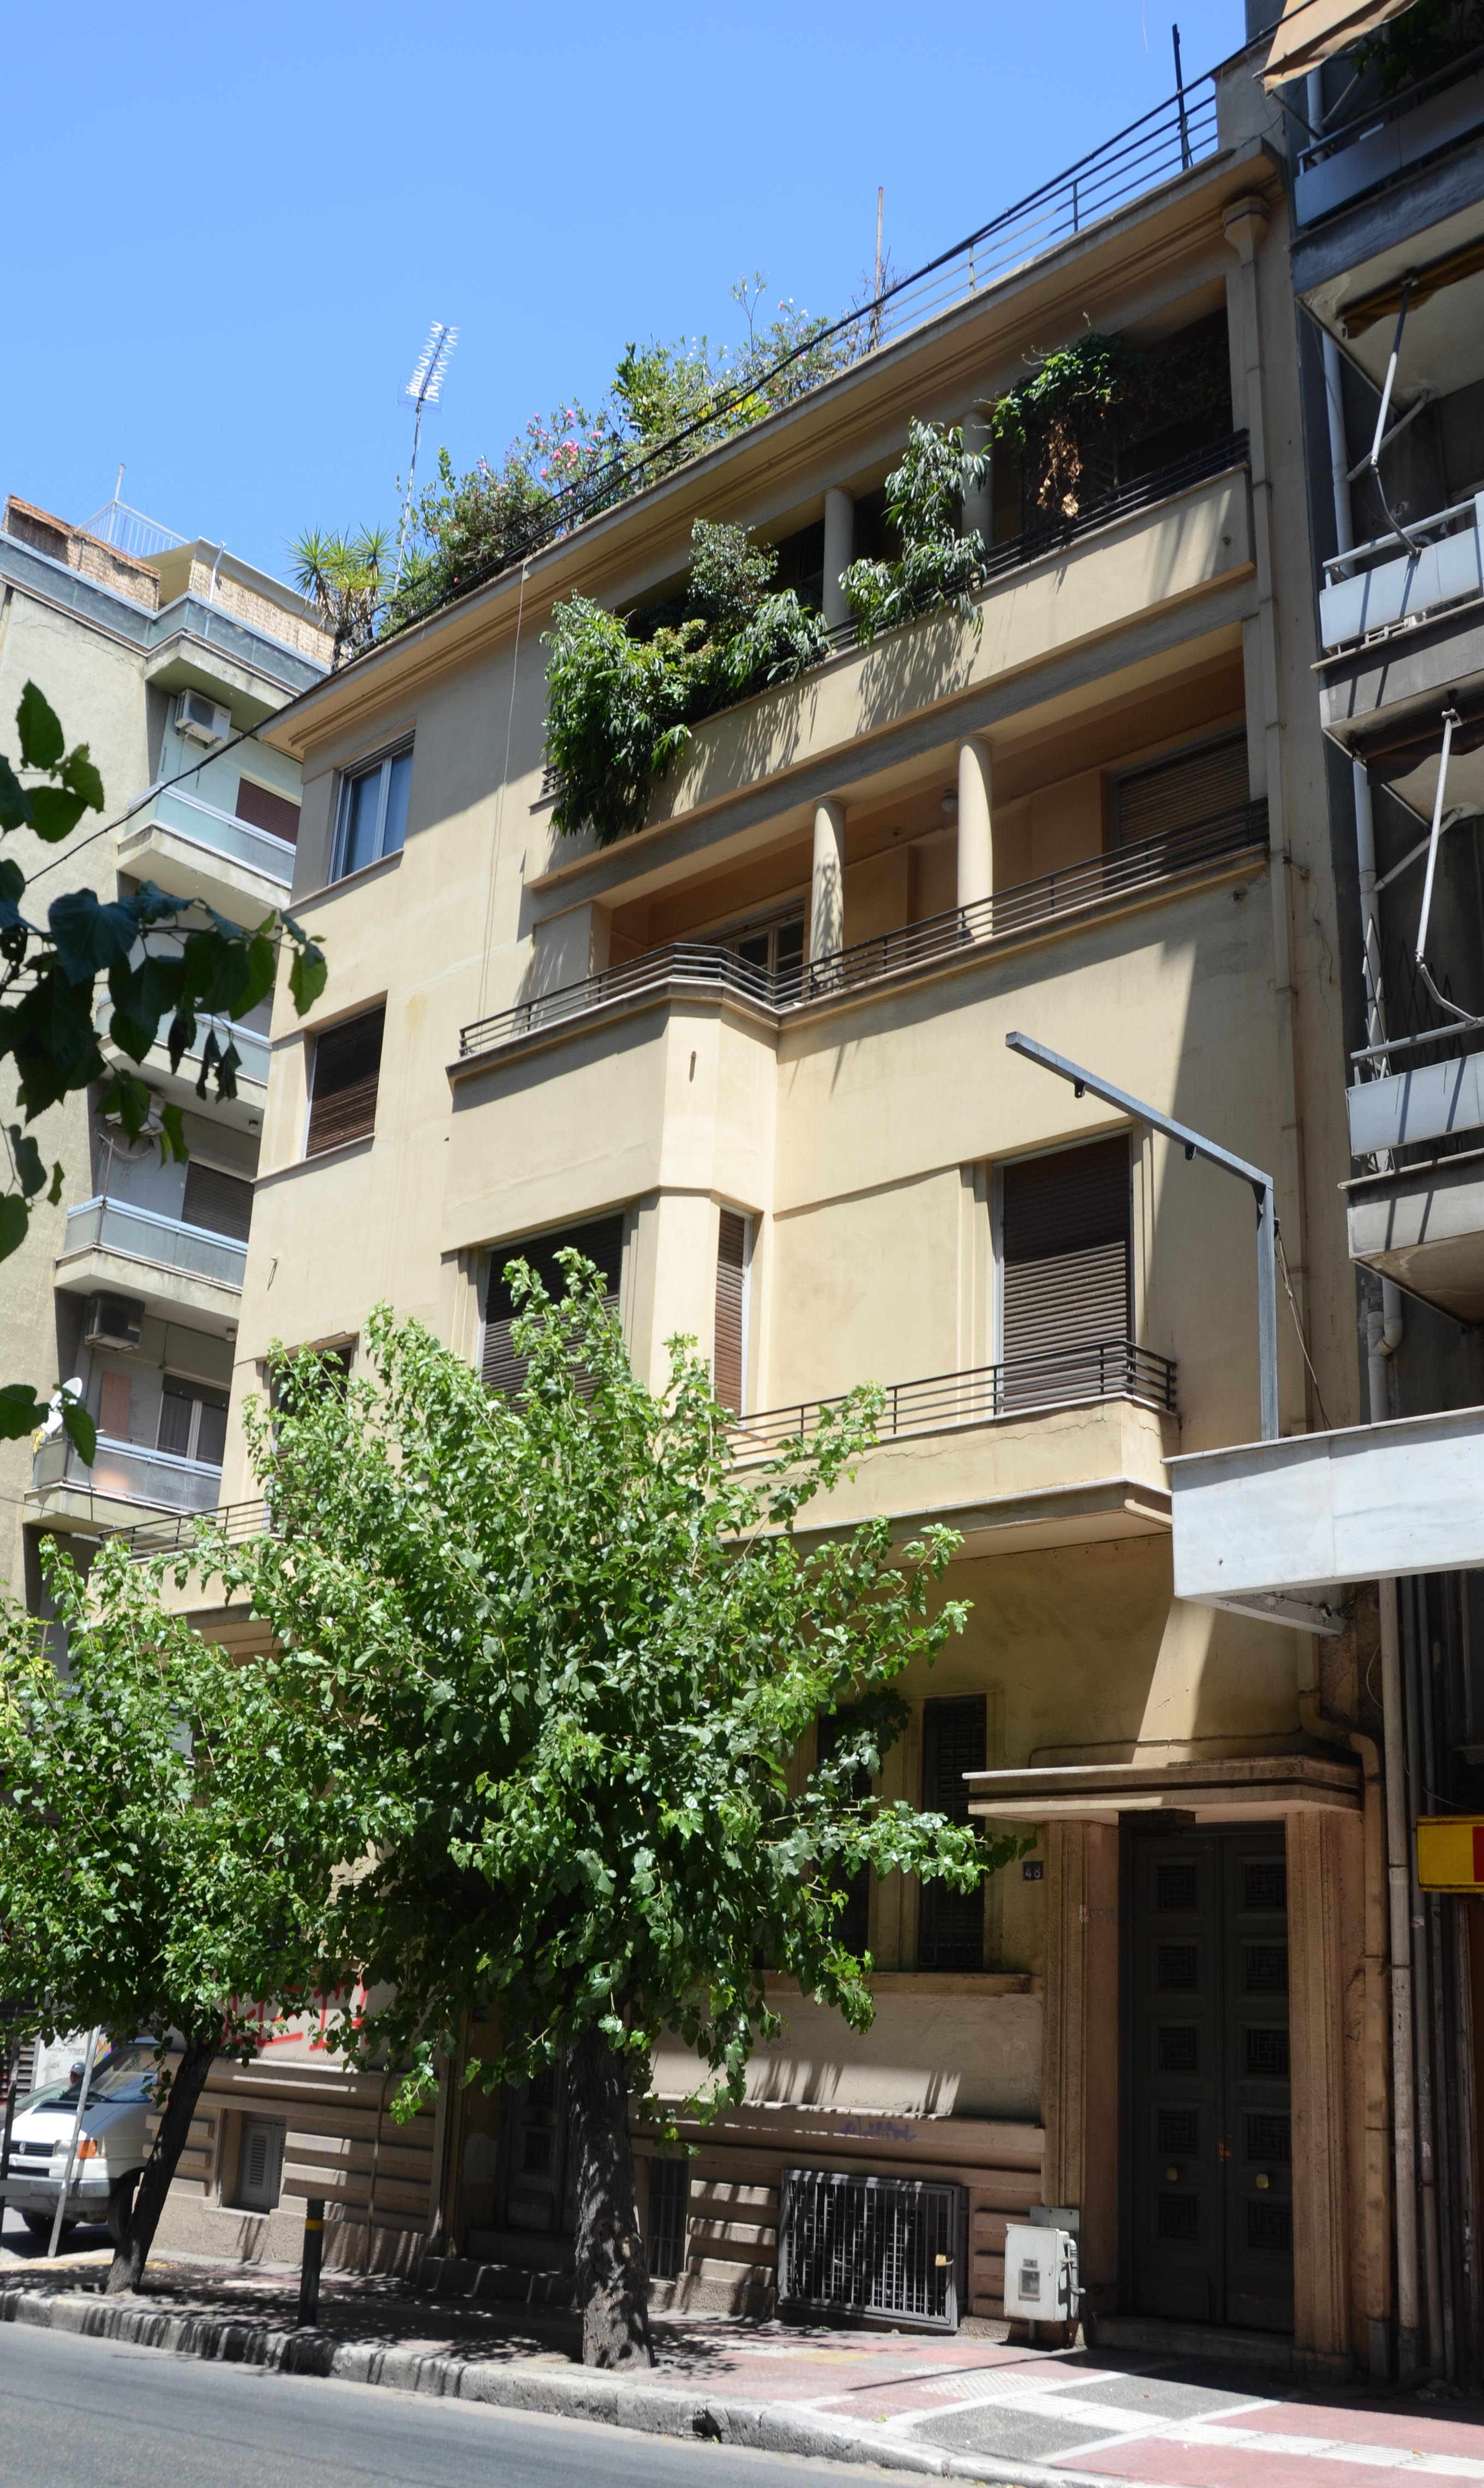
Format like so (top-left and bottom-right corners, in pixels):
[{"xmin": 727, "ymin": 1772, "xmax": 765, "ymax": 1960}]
[
  {"xmin": 1320, "ymin": 596, "xmax": 1484, "ymax": 771},
  {"xmin": 1347, "ymin": 1146, "xmax": 1484, "ymax": 1322},
  {"xmin": 27, "ymin": 1482, "xmax": 190, "ymax": 1536},
  {"xmin": 116, "ymin": 818, "xmax": 290, "ymax": 925},
  {"xmin": 1169, "ymin": 1403, "xmax": 1484, "ymax": 1629},
  {"xmin": 52, "ymin": 1242, "xmax": 241, "ymax": 1335},
  {"xmin": 966, "ymin": 1750, "xmax": 1361, "ymax": 1825},
  {"xmin": 97, "ymin": 1033, "xmax": 267, "ymax": 1131}
]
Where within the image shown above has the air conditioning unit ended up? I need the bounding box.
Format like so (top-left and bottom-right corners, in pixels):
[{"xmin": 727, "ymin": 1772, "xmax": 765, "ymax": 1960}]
[
  {"xmin": 85, "ymin": 1293, "xmax": 145, "ymax": 1352},
  {"xmin": 176, "ymin": 690, "xmax": 231, "ymax": 747},
  {"xmin": 777, "ymin": 2169, "xmax": 966, "ymax": 2331},
  {"xmin": 1002, "ymin": 2220, "xmax": 1080, "ymax": 2321}
]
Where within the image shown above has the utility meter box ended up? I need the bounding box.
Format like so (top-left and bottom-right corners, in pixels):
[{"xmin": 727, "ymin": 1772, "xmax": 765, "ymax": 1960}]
[{"xmin": 1003, "ymin": 2221, "xmax": 1080, "ymax": 2320}]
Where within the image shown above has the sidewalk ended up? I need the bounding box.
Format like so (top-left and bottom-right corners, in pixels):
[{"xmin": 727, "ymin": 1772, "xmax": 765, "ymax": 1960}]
[{"xmin": 2, "ymin": 2250, "xmax": 1482, "ymax": 2487}]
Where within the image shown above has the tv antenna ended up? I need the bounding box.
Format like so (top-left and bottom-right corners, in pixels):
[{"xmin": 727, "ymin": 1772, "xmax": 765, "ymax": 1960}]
[{"xmin": 394, "ymin": 320, "xmax": 457, "ymax": 587}]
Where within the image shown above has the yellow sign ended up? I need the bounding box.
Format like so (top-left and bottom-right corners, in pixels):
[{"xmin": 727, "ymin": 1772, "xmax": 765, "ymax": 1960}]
[{"xmin": 1416, "ymin": 1818, "xmax": 1484, "ymax": 1893}]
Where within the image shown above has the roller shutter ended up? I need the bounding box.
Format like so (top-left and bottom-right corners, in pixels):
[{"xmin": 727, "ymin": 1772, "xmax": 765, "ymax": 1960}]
[
  {"xmin": 182, "ymin": 1159, "xmax": 253, "ymax": 1241},
  {"xmin": 713, "ymin": 1210, "xmax": 749, "ymax": 1415},
  {"xmin": 306, "ymin": 1007, "xmax": 384, "ymax": 1156},
  {"xmin": 483, "ymin": 1214, "xmax": 625, "ymax": 1398},
  {"xmin": 1000, "ymin": 1137, "xmax": 1130, "ymax": 1400},
  {"xmin": 1114, "ymin": 731, "xmax": 1248, "ymax": 847}
]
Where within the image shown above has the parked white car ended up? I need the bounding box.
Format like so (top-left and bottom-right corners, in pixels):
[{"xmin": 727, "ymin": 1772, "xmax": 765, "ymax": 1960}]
[{"xmin": 0, "ymin": 2044, "xmax": 166, "ymax": 2244}]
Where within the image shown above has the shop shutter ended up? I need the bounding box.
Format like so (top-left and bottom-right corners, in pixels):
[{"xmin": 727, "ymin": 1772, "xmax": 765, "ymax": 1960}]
[
  {"xmin": 1114, "ymin": 730, "xmax": 1249, "ymax": 847},
  {"xmin": 483, "ymin": 1214, "xmax": 625, "ymax": 1399},
  {"xmin": 919, "ymin": 1697, "xmax": 986, "ymax": 1971},
  {"xmin": 182, "ymin": 1159, "xmax": 254, "ymax": 1241},
  {"xmin": 713, "ymin": 1211, "xmax": 749, "ymax": 1415},
  {"xmin": 1000, "ymin": 1136, "xmax": 1130, "ymax": 1393},
  {"xmin": 306, "ymin": 1007, "xmax": 384, "ymax": 1156}
]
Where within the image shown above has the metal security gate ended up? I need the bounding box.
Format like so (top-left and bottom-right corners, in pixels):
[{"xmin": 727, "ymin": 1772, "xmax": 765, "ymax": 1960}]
[
  {"xmin": 1124, "ymin": 1823, "xmax": 1293, "ymax": 2333},
  {"xmin": 777, "ymin": 2169, "xmax": 966, "ymax": 2330}
]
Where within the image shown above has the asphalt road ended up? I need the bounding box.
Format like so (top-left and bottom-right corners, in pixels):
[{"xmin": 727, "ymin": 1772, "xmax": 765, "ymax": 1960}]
[{"xmin": 0, "ymin": 2320, "xmax": 923, "ymax": 2487}]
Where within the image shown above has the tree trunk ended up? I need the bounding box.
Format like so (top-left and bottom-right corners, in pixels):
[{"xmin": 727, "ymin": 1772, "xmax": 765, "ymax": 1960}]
[
  {"xmin": 569, "ymin": 2025, "xmax": 653, "ymax": 2367},
  {"xmin": 105, "ymin": 2031, "xmax": 217, "ymax": 2295}
]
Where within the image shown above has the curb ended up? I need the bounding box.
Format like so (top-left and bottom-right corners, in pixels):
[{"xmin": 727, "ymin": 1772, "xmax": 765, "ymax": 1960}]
[{"xmin": 0, "ymin": 2282, "xmax": 1125, "ymax": 2486}]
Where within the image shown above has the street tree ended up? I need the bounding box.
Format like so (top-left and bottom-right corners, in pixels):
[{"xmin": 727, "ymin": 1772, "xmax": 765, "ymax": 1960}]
[
  {"xmin": 208, "ymin": 1269, "xmax": 1022, "ymax": 2367},
  {"xmin": 0, "ymin": 681, "xmax": 326, "ymax": 1448},
  {"xmin": 0, "ymin": 1538, "xmax": 349, "ymax": 2292}
]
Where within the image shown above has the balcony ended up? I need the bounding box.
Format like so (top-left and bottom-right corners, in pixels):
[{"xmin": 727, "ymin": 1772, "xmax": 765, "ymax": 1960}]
[
  {"xmin": 1345, "ymin": 1025, "xmax": 1484, "ymax": 1321},
  {"xmin": 1319, "ymin": 498, "xmax": 1484, "ymax": 655},
  {"xmin": 30, "ymin": 1431, "xmax": 225, "ymax": 1526},
  {"xmin": 95, "ymin": 1006, "xmax": 270, "ymax": 1129},
  {"xmin": 116, "ymin": 783, "xmax": 295, "ymax": 923},
  {"xmin": 53, "ymin": 1197, "xmax": 248, "ymax": 1332},
  {"xmin": 1170, "ymin": 1406, "xmax": 1484, "ymax": 1635},
  {"xmin": 460, "ymin": 804, "xmax": 1268, "ymax": 1063},
  {"xmin": 1293, "ymin": 52, "xmax": 1484, "ymax": 229},
  {"xmin": 742, "ymin": 1343, "xmax": 1177, "ymax": 1557}
]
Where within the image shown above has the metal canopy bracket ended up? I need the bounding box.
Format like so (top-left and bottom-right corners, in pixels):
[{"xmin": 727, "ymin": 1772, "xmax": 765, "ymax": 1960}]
[{"xmin": 1006, "ymin": 1032, "xmax": 1280, "ymax": 1441}]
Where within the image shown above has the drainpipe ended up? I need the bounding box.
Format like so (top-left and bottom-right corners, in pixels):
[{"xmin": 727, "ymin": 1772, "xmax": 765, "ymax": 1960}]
[
  {"xmin": 1402, "ymin": 1576, "xmax": 1449, "ymax": 2376},
  {"xmin": 1312, "ymin": 168, "xmax": 1423, "ymax": 2371}
]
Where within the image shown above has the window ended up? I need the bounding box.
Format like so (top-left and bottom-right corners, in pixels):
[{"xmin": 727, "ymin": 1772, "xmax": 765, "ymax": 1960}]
[
  {"xmin": 305, "ymin": 1006, "xmax": 384, "ymax": 1156},
  {"xmin": 918, "ymin": 1696, "xmax": 986, "ymax": 1971},
  {"xmin": 232, "ymin": 2116, "xmax": 285, "ymax": 2214},
  {"xmin": 725, "ymin": 911, "xmax": 805, "ymax": 981},
  {"xmin": 713, "ymin": 1210, "xmax": 751, "ymax": 1415},
  {"xmin": 333, "ymin": 743, "xmax": 412, "ymax": 878},
  {"xmin": 817, "ymin": 1708, "xmax": 872, "ymax": 1957},
  {"xmin": 483, "ymin": 1215, "xmax": 624, "ymax": 1400},
  {"xmin": 157, "ymin": 1376, "xmax": 229, "ymax": 1467},
  {"xmin": 235, "ymin": 777, "xmax": 300, "ymax": 845},
  {"xmin": 998, "ymin": 1135, "xmax": 1130, "ymax": 1404},
  {"xmin": 1112, "ymin": 729, "xmax": 1249, "ymax": 850},
  {"xmin": 181, "ymin": 1159, "xmax": 253, "ymax": 1242},
  {"xmin": 648, "ymin": 2156, "xmax": 690, "ymax": 2280}
]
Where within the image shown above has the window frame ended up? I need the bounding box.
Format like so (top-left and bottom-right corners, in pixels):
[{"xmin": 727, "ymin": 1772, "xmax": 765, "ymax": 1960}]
[
  {"xmin": 156, "ymin": 1372, "xmax": 230, "ymax": 1467},
  {"xmin": 331, "ymin": 739, "xmax": 414, "ymax": 883}
]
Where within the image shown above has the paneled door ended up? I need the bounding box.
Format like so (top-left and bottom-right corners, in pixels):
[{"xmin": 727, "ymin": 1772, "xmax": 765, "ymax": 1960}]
[{"xmin": 1126, "ymin": 1823, "xmax": 1292, "ymax": 2332}]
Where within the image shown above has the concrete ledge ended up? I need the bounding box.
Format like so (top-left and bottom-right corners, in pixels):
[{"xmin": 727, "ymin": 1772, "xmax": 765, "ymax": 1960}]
[{"xmin": 0, "ymin": 2281, "xmax": 1121, "ymax": 2486}]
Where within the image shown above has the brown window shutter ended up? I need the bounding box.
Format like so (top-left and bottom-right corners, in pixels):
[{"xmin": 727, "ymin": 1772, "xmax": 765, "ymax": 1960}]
[
  {"xmin": 918, "ymin": 1696, "xmax": 986, "ymax": 1971},
  {"xmin": 235, "ymin": 778, "xmax": 301, "ymax": 845},
  {"xmin": 306, "ymin": 1008, "xmax": 384, "ymax": 1156},
  {"xmin": 98, "ymin": 1370, "xmax": 133, "ymax": 1443},
  {"xmin": 713, "ymin": 1210, "xmax": 749, "ymax": 1415},
  {"xmin": 1000, "ymin": 1136, "xmax": 1130, "ymax": 1400},
  {"xmin": 1114, "ymin": 729, "xmax": 1248, "ymax": 847},
  {"xmin": 483, "ymin": 1214, "xmax": 624, "ymax": 1398},
  {"xmin": 182, "ymin": 1159, "xmax": 253, "ymax": 1241}
]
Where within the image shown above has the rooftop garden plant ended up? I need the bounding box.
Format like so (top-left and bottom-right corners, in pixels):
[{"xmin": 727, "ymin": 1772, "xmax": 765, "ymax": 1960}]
[{"xmin": 841, "ymin": 418, "xmax": 991, "ymax": 644}]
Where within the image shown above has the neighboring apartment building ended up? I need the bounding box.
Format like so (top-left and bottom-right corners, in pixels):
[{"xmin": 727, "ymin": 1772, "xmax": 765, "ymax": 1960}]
[
  {"xmin": 139, "ymin": 29, "xmax": 1406, "ymax": 2357},
  {"xmin": 0, "ymin": 495, "xmax": 328, "ymax": 1607},
  {"xmin": 1169, "ymin": 0, "xmax": 1484, "ymax": 2389}
]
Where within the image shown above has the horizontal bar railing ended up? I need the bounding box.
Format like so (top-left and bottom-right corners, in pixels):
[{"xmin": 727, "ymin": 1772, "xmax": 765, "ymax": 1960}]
[
  {"xmin": 459, "ymin": 800, "xmax": 1267, "ymax": 1057},
  {"xmin": 734, "ymin": 1338, "xmax": 1177, "ymax": 1456},
  {"xmin": 109, "ymin": 1496, "xmax": 271, "ymax": 1559},
  {"xmin": 378, "ymin": 75, "xmax": 1223, "ymax": 645}
]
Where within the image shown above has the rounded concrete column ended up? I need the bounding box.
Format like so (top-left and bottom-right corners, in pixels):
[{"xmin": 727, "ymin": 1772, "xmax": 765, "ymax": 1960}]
[
  {"xmin": 810, "ymin": 798, "xmax": 846, "ymax": 967},
  {"xmin": 962, "ymin": 409, "xmax": 993, "ymax": 549},
  {"xmin": 822, "ymin": 489, "xmax": 854, "ymax": 632},
  {"xmin": 957, "ymin": 739, "xmax": 993, "ymax": 916}
]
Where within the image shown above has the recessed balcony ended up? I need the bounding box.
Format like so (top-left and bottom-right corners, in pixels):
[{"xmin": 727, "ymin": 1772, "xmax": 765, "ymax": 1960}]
[
  {"xmin": 30, "ymin": 1431, "xmax": 224, "ymax": 1527},
  {"xmin": 116, "ymin": 784, "xmax": 295, "ymax": 923},
  {"xmin": 458, "ymin": 804, "xmax": 1268, "ymax": 1065},
  {"xmin": 53, "ymin": 1197, "xmax": 247, "ymax": 1332}
]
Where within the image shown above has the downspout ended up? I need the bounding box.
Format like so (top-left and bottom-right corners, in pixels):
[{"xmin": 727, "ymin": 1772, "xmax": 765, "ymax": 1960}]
[{"xmin": 1309, "ymin": 150, "xmax": 1422, "ymax": 2370}]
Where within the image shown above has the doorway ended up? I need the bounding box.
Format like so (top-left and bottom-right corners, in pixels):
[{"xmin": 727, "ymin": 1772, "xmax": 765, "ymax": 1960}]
[{"xmin": 1123, "ymin": 1821, "xmax": 1292, "ymax": 2333}]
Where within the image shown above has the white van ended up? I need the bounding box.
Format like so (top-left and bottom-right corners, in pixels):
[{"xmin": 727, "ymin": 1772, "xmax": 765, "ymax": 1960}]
[{"xmin": 1, "ymin": 2044, "xmax": 168, "ymax": 2244}]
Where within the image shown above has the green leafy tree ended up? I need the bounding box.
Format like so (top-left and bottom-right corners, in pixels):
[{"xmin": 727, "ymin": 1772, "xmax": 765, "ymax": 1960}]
[
  {"xmin": 205, "ymin": 1269, "xmax": 1022, "ymax": 2366},
  {"xmin": 0, "ymin": 685, "xmax": 326, "ymax": 1452},
  {"xmin": 0, "ymin": 1540, "xmax": 348, "ymax": 2293}
]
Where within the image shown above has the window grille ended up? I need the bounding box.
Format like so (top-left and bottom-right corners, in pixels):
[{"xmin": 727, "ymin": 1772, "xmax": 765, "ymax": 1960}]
[
  {"xmin": 777, "ymin": 2169, "xmax": 965, "ymax": 2330},
  {"xmin": 918, "ymin": 1696, "xmax": 986, "ymax": 1970},
  {"xmin": 647, "ymin": 2155, "xmax": 690, "ymax": 2280}
]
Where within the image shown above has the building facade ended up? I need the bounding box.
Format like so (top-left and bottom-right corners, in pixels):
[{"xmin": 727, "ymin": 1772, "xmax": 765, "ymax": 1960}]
[{"xmin": 125, "ymin": 31, "xmax": 1419, "ymax": 2351}]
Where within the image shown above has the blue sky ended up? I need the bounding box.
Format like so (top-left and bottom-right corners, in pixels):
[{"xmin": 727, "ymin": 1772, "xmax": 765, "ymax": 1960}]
[{"xmin": 8, "ymin": 1, "xmax": 1246, "ymax": 584}]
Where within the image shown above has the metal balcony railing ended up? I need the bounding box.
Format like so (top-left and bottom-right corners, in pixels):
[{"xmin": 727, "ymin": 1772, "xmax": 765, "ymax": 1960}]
[
  {"xmin": 31, "ymin": 1432, "xmax": 225, "ymax": 1516},
  {"xmin": 734, "ymin": 1338, "xmax": 1177, "ymax": 1456},
  {"xmin": 62, "ymin": 1198, "xmax": 248, "ymax": 1290},
  {"xmin": 459, "ymin": 801, "xmax": 1267, "ymax": 1058},
  {"xmin": 1320, "ymin": 496, "xmax": 1484, "ymax": 652},
  {"xmin": 125, "ymin": 784, "xmax": 296, "ymax": 889}
]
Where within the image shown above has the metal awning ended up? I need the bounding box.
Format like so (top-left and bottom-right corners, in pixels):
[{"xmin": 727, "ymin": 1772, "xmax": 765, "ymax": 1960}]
[{"xmin": 1262, "ymin": 0, "xmax": 1420, "ymax": 88}]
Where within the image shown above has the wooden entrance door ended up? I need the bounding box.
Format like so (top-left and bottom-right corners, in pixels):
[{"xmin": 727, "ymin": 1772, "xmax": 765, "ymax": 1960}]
[{"xmin": 1126, "ymin": 1823, "xmax": 1293, "ymax": 2332}]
